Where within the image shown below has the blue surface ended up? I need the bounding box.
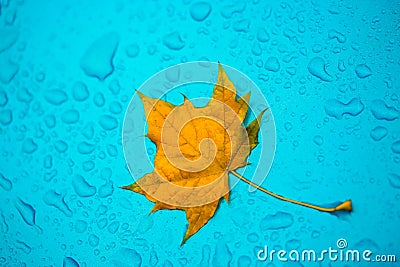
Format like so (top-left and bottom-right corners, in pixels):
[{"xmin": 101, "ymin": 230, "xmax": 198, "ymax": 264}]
[{"xmin": 1, "ymin": 0, "xmax": 400, "ymax": 266}]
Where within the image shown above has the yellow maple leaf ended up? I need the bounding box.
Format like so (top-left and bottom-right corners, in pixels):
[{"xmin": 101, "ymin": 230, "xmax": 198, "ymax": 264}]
[{"xmin": 122, "ymin": 63, "xmax": 352, "ymax": 245}]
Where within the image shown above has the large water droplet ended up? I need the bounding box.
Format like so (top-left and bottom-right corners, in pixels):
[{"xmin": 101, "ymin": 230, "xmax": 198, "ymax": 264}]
[
  {"xmin": 308, "ymin": 57, "xmax": 333, "ymax": 82},
  {"xmin": 190, "ymin": 2, "xmax": 212, "ymax": 22},
  {"xmin": 391, "ymin": 141, "xmax": 400, "ymax": 154},
  {"xmin": 355, "ymin": 64, "xmax": 372, "ymax": 78},
  {"xmin": 80, "ymin": 32, "xmax": 119, "ymax": 80},
  {"xmin": 43, "ymin": 190, "xmax": 73, "ymax": 217},
  {"xmin": 22, "ymin": 138, "xmax": 38, "ymax": 153},
  {"xmin": 72, "ymin": 175, "xmax": 96, "ymax": 197},
  {"xmin": 370, "ymin": 126, "xmax": 388, "ymax": 141},
  {"xmin": 99, "ymin": 115, "xmax": 118, "ymax": 130},
  {"xmin": 72, "ymin": 81, "xmax": 89, "ymax": 102},
  {"xmin": 264, "ymin": 57, "xmax": 280, "ymax": 72},
  {"xmin": 163, "ymin": 32, "xmax": 185, "ymax": 50},
  {"xmin": 63, "ymin": 257, "xmax": 79, "ymax": 267},
  {"xmin": 324, "ymin": 98, "xmax": 364, "ymax": 119},
  {"xmin": 370, "ymin": 100, "xmax": 399, "ymax": 121}
]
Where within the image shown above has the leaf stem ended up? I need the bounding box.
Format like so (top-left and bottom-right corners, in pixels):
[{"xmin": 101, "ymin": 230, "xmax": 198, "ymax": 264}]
[{"xmin": 230, "ymin": 170, "xmax": 352, "ymax": 213}]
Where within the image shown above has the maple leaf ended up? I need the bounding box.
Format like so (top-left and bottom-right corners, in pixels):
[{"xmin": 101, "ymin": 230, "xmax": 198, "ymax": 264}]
[{"xmin": 122, "ymin": 63, "xmax": 352, "ymax": 245}]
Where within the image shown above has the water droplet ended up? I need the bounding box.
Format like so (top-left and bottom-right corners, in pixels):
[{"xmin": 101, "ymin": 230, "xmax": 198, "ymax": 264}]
[
  {"xmin": 44, "ymin": 114, "xmax": 56, "ymax": 128},
  {"xmin": 61, "ymin": 109, "xmax": 80, "ymax": 124},
  {"xmin": 313, "ymin": 135, "xmax": 324, "ymax": 146},
  {"xmin": 93, "ymin": 92, "xmax": 105, "ymax": 107},
  {"xmin": 109, "ymin": 101, "xmax": 122, "ymax": 114},
  {"xmin": 101, "ymin": 168, "xmax": 113, "ymax": 180},
  {"xmin": 179, "ymin": 258, "xmax": 188, "ymax": 265},
  {"xmin": 43, "ymin": 190, "xmax": 73, "ymax": 217},
  {"xmin": 97, "ymin": 218, "xmax": 108, "ymax": 229},
  {"xmin": 0, "ymin": 173, "xmax": 12, "ymax": 191},
  {"xmin": 233, "ymin": 19, "xmax": 250, "ymax": 33},
  {"xmin": 35, "ymin": 72, "xmax": 45, "ymax": 82},
  {"xmin": 147, "ymin": 44, "xmax": 157, "ymax": 56},
  {"xmin": 212, "ymin": 242, "xmax": 232, "ymax": 266},
  {"xmin": 44, "ymin": 89, "xmax": 68, "ymax": 105},
  {"xmin": 257, "ymin": 28, "xmax": 270, "ymax": 42},
  {"xmin": 391, "ymin": 141, "xmax": 400, "ymax": 154},
  {"xmin": 0, "ymin": 26, "xmax": 18, "ymax": 53},
  {"xmin": 0, "ymin": 57, "xmax": 19, "ymax": 84},
  {"xmin": 136, "ymin": 216, "xmax": 154, "ymax": 234},
  {"xmin": 107, "ymin": 221, "xmax": 120, "ymax": 234},
  {"xmin": 237, "ymin": 255, "xmax": 251, "ymax": 267},
  {"xmin": 16, "ymin": 87, "xmax": 33, "ymax": 103},
  {"xmin": 98, "ymin": 180, "xmax": 114, "ymax": 198},
  {"xmin": 370, "ymin": 126, "xmax": 388, "ymax": 141},
  {"xmin": 99, "ymin": 115, "xmax": 118, "ymax": 130},
  {"xmin": 63, "ymin": 256, "xmax": 79, "ymax": 267},
  {"xmin": 0, "ymin": 90, "xmax": 8, "ymax": 106},
  {"xmin": 0, "ymin": 109, "xmax": 12, "ymax": 125},
  {"xmin": 311, "ymin": 230, "xmax": 320, "ymax": 238},
  {"xmin": 82, "ymin": 123, "xmax": 94, "ymax": 139},
  {"xmin": 163, "ymin": 32, "xmax": 185, "ymax": 50},
  {"xmin": 81, "ymin": 160, "xmax": 94, "ymax": 172},
  {"xmin": 338, "ymin": 60, "xmax": 346, "ymax": 72},
  {"xmin": 163, "ymin": 260, "xmax": 173, "ymax": 267},
  {"xmin": 74, "ymin": 220, "xmax": 88, "ymax": 233},
  {"xmin": 106, "ymin": 144, "xmax": 118, "ymax": 157},
  {"xmin": 324, "ymin": 98, "xmax": 364, "ymax": 119},
  {"xmin": 80, "ymin": 32, "xmax": 119, "ymax": 80},
  {"xmin": 72, "ymin": 81, "xmax": 89, "ymax": 102},
  {"xmin": 355, "ymin": 64, "xmax": 372, "ymax": 78},
  {"xmin": 286, "ymin": 67, "xmax": 296, "ymax": 76},
  {"xmin": 43, "ymin": 169, "xmax": 57, "ymax": 182},
  {"xmin": 247, "ymin": 232, "xmax": 259, "ymax": 243},
  {"xmin": 149, "ymin": 250, "xmax": 159, "ymax": 266},
  {"xmin": 308, "ymin": 57, "xmax": 333, "ymax": 82},
  {"xmin": 260, "ymin": 211, "xmax": 294, "ymax": 230},
  {"xmin": 88, "ymin": 234, "xmax": 99, "ymax": 247},
  {"xmin": 0, "ymin": 212, "xmax": 8, "ymax": 233},
  {"xmin": 72, "ymin": 175, "xmax": 96, "ymax": 197},
  {"xmin": 125, "ymin": 44, "xmax": 140, "ymax": 58},
  {"xmin": 220, "ymin": 2, "xmax": 246, "ymax": 18},
  {"xmin": 164, "ymin": 66, "xmax": 180, "ymax": 84},
  {"xmin": 22, "ymin": 138, "xmax": 38, "ymax": 153},
  {"xmin": 108, "ymin": 79, "xmax": 121, "ymax": 95},
  {"xmin": 312, "ymin": 44, "xmax": 323, "ymax": 53},
  {"xmin": 284, "ymin": 122, "xmax": 292, "ymax": 131},
  {"xmin": 328, "ymin": 29, "xmax": 346, "ymax": 43},
  {"xmin": 15, "ymin": 240, "xmax": 31, "ymax": 254},
  {"xmin": 197, "ymin": 244, "xmax": 211, "ymax": 266},
  {"xmin": 15, "ymin": 198, "xmax": 42, "ymax": 232},
  {"xmin": 264, "ymin": 57, "xmax": 280, "ymax": 72},
  {"xmin": 112, "ymin": 248, "xmax": 142, "ymax": 266},
  {"xmin": 119, "ymin": 197, "xmax": 133, "ymax": 210},
  {"xmin": 54, "ymin": 140, "xmax": 68, "ymax": 153},
  {"xmin": 370, "ymin": 100, "xmax": 399, "ymax": 121},
  {"xmin": 190, "ymin": 2, "xmax": 212, "ymax": 22},
  {"xmin": 388, "ymin": 173, "xmax": 400, "ymax": 189},
  {"xmin": 77, "ymin": 142, "xmax": 95, "ymax": 154}
]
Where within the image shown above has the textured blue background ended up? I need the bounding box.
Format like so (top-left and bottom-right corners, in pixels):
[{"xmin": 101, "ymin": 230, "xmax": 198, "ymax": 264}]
[{"xmin": 0, "ymin": 0, "xmax": 399, "ymax": 266}]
